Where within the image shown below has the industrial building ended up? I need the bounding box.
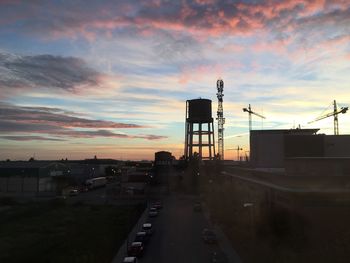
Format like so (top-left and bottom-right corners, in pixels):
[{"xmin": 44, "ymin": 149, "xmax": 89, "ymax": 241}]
[
  {"xmin": 0, "ymin": 161, "xmax": 70, "ymax": 195},
  {"xmin": 250, "ymin": 129, "xmax": 350, "ymax": 174}
]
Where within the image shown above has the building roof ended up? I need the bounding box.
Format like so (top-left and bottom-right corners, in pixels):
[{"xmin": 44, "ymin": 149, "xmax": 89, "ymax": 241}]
[
  {"xmin": 250, "ymin": 128, "xmax": 320, "ymax": 135},
  {"xmin": 0, "ymin": 161, "xmax": 66, "ymax": 169}
]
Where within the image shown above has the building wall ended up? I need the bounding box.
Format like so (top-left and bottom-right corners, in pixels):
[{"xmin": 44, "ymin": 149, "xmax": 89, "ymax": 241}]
[
  {"xmin": 284, "ymin": 135, "xmax": 324, "ymax": 157},
  {"xmin": 0, "ymin": 176, "xmax": 39, "ymax": 194},
  {"xmin": 324, "ymin": 135, "xmax": 350, "ymax": 157},
  {"xmin": 250, "ymin": 132, "xmax": 285, "ymax": 168},
  {"xmin": 23, "ymin": 177, "xmax": 38, "ymax": 192},
  {"xmin": 0, "ymin": 176, "xmax": 57, "ymax": 194},
  {"xmin": 250, "ymin": 129, "xmax": 350, "ymax": 169},
  {"xmin": 285, "ymin": 158, "xmax": 350, "ymax": 176},
  {"xmin": 0, "ymin": 177, "xmax": 6, "ymax": 192}
]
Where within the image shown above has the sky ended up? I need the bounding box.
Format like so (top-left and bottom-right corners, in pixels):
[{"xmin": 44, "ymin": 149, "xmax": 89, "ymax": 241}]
[{"xmin": 0, "ymin": 0, "xmax": 350, "ymax": 161}]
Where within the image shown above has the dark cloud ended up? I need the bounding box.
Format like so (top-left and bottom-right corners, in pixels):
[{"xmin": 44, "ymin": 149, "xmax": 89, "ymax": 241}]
[
  {"xmin": 0, "ymin": 136, "xmax": 66, "ymax": 141},
  {"xmin": 0, "ymin": 102, "xmax": 144, "ymax": 129},
  {"xmin": 0, "ymin": 102, "xmax": 167, "ymax": 141},
  {"xmin": 0, "ymin": 52, "xmax": 101, "ymax": 91},
  {"xmin": 136, "ymin": 134, "xmax": 167, "ymax": 140}
]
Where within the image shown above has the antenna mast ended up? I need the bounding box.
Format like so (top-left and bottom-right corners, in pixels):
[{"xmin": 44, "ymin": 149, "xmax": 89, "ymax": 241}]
[{"xmin": 216, "ymin": 79, "xmax": 225, "ymax": 160}]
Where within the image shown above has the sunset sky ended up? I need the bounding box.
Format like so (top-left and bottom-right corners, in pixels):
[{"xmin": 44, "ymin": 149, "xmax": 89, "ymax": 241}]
[{"xmin": 0, "ymin": 0, "xmax": 350, "ymax": 160}]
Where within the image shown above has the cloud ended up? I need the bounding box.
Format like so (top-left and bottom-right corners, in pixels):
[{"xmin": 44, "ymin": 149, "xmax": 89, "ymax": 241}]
[
  {"xmin": 0, "ymin": 52, "xmax": 102, "ymax": 92},
  {"xmin": 0, "ymin": 136, "xmax": 66, "ymax": 141},
  {"xmin": 0, "ymin": 102, "xmax": 144, "ymax": 129},
  {"xmin": 1, "ymin": 0, "xmax": 349, "ymax": 40},
  {"xmin": 0, "ymin": 103, "xmax": 167, "ymax": 141}
]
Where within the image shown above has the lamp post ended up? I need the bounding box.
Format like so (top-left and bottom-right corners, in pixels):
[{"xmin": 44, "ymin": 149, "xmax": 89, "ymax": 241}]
[{"xmin": 243, "ymin": 202, "xmax": 254, "ymax": 257}]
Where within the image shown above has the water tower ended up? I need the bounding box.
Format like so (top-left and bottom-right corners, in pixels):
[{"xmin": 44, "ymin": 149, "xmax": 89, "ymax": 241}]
[{"xmin": 184, "ymin": 99, "xmax": 216, "ymax": 160}]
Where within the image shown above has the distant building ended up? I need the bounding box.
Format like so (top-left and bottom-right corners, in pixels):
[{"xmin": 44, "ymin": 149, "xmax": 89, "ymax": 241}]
[{"xmin": 155, "ymin": 151, "xmax": 173, "ymax": 166}]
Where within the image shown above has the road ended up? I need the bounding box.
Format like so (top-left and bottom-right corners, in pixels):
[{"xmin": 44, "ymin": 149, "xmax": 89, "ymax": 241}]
[{"xmin": 124, "ymin": 193, "xmax": 241, "ymax": 263}]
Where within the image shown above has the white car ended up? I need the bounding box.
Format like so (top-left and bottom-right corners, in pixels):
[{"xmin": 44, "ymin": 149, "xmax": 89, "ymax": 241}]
[
  {"xmin": 122, "ymin": 256, "xmax": 138, "ymax": 263},
  {"xmin": 142, "ymin": 223, "xmax": 154, "ymax": 236},
  {"xmin": 69, "ymin": 189, "xmax": 79, "ymax": 196}
]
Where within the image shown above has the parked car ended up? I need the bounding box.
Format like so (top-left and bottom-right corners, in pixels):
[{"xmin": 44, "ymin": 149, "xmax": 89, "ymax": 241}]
[
  {"xmin": 122, "ymin": 256, "xmax": 138, "ymax": 263},
  {"xmin": 134, "ymin": 231, "xmax": 149, "ymax": 244},
  {"xmin": 142, "ymin": 223, "xmax": 154, "ymax": 236},
  {"xmin": 69, "ymin": 189, "xmax": 79, "ymax": 196},
  {"xmin": 148, "ymin": 207, "xmax": 158, "ymax": 217},
  {"xmin": 127, "ymin": 242, "xmax": 144, "ymax": 257},
  {"xmin": 153, "ymin": 201, "xmax": 162, "ymax": 209},
  {"xmin": 202, "ymin": 228, "xmax": 218, "ymax": 244},
  {"xmin": 79, "ymin": 185, "xmax": 89, "ymax": 193},
  {"xmin": 211, "ymin": 251, "xmax": 228, "ymax": 263}
]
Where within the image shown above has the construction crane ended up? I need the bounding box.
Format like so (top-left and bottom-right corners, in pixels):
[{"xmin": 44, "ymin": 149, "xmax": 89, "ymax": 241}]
[
  {"xmin": 243, "ymin": 104, "xmax": 266, "ymax": 131},
  {"xmin": 235, "ymin": 145, "xmax": 242, "ymax": 161},
  {"xmin": 216, "ymin": 79, "xmax": 225, "ymax": 160},
  {"xmin": 308, "ymin": 100, "xmax": 348, "ymax": 135}
]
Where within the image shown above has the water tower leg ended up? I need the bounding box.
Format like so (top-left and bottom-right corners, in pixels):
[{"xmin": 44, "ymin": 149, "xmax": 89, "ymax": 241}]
[
  {"xmin": 199, "ymin": 123, "xmax": 202, "ymax": 159},
  {"xmin": 208, "ymin": 122, "xmax": 212, "ymax": 159},
  {"xmin": 189, "ymin": 123, "xmax": 194, "ymax": 159}
]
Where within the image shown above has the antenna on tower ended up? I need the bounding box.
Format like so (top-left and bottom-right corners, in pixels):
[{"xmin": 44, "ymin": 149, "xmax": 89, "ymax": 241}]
[{"xmin": 216, "ymin": 79, "xmax": 225, "ymax": 160}]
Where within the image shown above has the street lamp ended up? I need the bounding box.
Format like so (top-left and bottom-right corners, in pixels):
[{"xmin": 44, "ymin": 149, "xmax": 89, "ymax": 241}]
[{"xmin": 243, "ymin": 202, "xmax": 255, "ymax": 256}]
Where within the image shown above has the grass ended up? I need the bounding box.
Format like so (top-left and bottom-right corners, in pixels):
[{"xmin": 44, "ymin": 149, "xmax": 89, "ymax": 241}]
[{"xmin": 0, "ymin": 201, "xmax": 145, "ymax": 263}]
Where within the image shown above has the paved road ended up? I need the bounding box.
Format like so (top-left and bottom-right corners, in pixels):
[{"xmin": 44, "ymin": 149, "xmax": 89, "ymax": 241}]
[{"xmin": 119, "ymin": 193, "xmax": 241, "ymax": 263}]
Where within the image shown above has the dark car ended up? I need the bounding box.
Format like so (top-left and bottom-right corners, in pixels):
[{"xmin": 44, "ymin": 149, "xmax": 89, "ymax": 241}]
[
  {"xmin": 202, "ymin": 228, "xmax": 218, "ymax": 244},
  {"xmin": 127, "ymin": 242, "xmax": 144, "ymax": 257},
  {"xmin": 211, "ymin": 251, "xmax": 229, "ymax": 263},
  {"xmin": 153, "ymin": 201, "xmax": 162, "ymax": 209},
  {"xmin": 142, "ymin": 223, "xmax": 154, "ymax": 236},
  {"xmin": 134, "ymin": 231, "xmax": 149, "ymax": 244}
]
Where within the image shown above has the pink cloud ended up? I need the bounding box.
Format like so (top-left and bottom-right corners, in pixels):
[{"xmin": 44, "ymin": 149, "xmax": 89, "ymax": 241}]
[{"xmin": 1, "ymin": 1, "xmax": 349, "ymax": 52}]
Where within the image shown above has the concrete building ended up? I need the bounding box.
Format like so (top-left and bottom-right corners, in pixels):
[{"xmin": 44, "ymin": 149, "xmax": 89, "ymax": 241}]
[
  {"xmin": 250, "ymin": 129, "xmax": 350, "ymax": 170},
  {"xmin": 250, "ymin": 129, "xmax": 319, "ymax": 168}
]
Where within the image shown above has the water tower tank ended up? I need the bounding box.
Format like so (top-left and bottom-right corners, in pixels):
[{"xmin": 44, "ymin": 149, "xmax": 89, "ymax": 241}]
[{"xmin": 187, "ymin": 99, "xmax": 212, "ymax": 123}]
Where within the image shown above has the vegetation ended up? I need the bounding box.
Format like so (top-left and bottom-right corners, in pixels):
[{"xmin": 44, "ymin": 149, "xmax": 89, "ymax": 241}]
[
  {"xmin": 0, "ymin": 201, "xmax": 145, "ymax": 263},
  {"xmin": 200, "ymin": 168, "xmax": 350, "ymax": 263}
]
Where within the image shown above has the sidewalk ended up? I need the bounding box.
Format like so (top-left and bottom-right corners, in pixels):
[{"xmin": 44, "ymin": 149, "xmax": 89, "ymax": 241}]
[
  {"xmin": 111, "ymin": 205, "xmax": 149, "ymax": 263},
  {"xmin": 202, "ymin": 202, "xmax": 242, "ymax": 263}
]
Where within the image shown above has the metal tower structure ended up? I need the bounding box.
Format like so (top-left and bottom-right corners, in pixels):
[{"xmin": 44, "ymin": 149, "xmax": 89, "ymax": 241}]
[
  {"xmin": 185, "ymin": 99, "xmax": 216, "ymax": 160},
  {"xmin": 308, "ymin": 100, "xmax": 348, "ymax": 135},
  {"xmin": 216, "ymin": 79, "xmax": 225, "ymax": 160}
]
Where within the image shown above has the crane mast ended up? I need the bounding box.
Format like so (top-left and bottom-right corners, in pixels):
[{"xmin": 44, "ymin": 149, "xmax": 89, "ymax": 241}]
[
  {"xmin": 308, "ymin": 100, "xmax": 348, "ymax": 135},
  {"xmin": 216, "ymin": 79, "xmax": 225, "ymax": 160},
  {"xmin": 243, "ymin": 104, "xmax": 266, "ymax": 131}
]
